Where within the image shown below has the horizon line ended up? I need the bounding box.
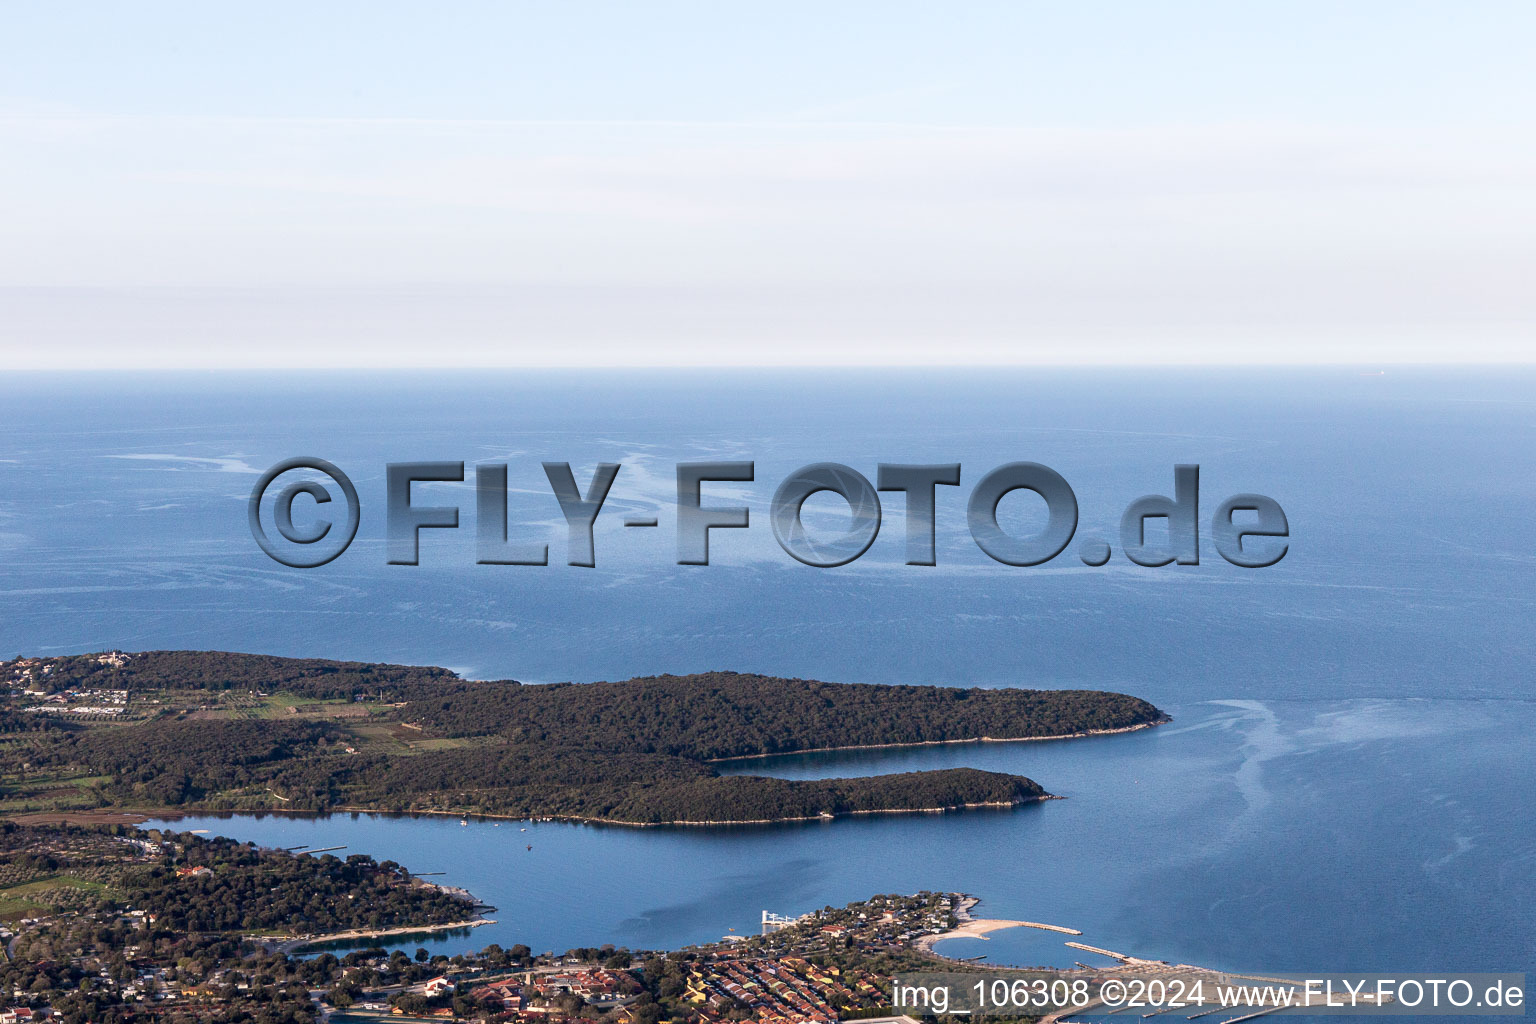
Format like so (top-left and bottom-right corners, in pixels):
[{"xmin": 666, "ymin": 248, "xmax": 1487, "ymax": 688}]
[{"xmin": 2, "ymin": 361, "xmax": 1532, "ymax": 373}]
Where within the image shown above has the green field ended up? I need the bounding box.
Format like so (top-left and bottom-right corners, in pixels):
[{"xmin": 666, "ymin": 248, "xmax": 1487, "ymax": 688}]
[
  {"xmin": 0, "ymin": 875, "xmax": 107, "ymax": 921},
  {"xmin": 0, "ymin": 772, "xmax": 111, "ymax": 812}
]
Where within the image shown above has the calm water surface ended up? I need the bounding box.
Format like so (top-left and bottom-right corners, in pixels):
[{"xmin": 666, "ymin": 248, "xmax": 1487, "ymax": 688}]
[
  {"xmin": 1, "ymin": 368, "xmax": 1529, "ymax": 976},
  {"xmin": 151, "ymin": 696, "xmax": 1535, "ymax": 973}
]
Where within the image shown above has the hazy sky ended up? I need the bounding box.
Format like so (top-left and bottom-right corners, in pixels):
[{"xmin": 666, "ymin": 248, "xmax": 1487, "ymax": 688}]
[{"xmin": 3, "ymin": 2, "xmax": 1534, "ymax": 368}]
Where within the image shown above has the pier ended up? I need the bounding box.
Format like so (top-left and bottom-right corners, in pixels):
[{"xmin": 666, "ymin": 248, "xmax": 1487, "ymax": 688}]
[
  {"xmin": 1064, "ymin": 940, "xmax": 1131, "ymax": 961},
  {"xmin": 1019, "ymin": 921, "xmax": 1083, "ymax": 936}
]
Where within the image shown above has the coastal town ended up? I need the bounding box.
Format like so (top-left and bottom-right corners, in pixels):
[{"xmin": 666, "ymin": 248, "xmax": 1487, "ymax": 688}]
[
  {"xmin": 0, "ymin": 652, "xmax": 1205, "ymax": 1024},
  {"xmin": 8, "ymin": 655, "xmax": 131, "ymax": 719},
  {"xmin": 0, "ymin": 821, "xmax": 995, "ymax": 1024}
]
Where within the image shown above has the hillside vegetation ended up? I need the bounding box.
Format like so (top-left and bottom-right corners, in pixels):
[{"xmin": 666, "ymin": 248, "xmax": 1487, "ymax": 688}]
[{"xmin": 2, "ymin": 652, "xmax": 1164, "ymax": 824}]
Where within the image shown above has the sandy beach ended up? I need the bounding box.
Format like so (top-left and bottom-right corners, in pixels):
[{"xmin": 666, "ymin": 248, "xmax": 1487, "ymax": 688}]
[
  {"xmin": 916, "ymin": 896, "xmax": 1083, "ymax": 953},
  {"xmin": 915, "ymin": 916, "xmax": 1032, "ymax": 950},
  {"xmin": 273, "ymin": 917, "xmax": 492, "ymax": 954}
]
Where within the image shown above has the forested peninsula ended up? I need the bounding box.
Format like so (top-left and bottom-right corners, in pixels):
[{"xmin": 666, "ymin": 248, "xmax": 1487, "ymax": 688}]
[{"xmin": 2, "ymin": 652, "xmax": 1167, "ymax": 825}]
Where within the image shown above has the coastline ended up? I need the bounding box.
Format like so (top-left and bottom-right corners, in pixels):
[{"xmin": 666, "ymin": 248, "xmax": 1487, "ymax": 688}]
[
  {"xmin": 7, "ymin": 811, "xmax": 498, "ymax": 957},
  {"xmin": 914, "ymin": 916, "xmax": 1028, "ymax": 951},
  {"xmin": 2, "ymin": 685, "xmax": 1164, "ymax": 831},
  {"xmin": 9, "ymin": 794, "xmax": 1059, "ymax": 831},
  {"xmin": 6, "ymin": 810, "xmax": 154, "ymax": 826},
  {"xmin": 705, "ymin": 717, "xmax": 1169, "ymax": 763},
  {"xmin": 915, "ymin": 896, "xmax": 1084, "ymax": 954},
  {"xmin": 557, "ymin": 794, "xmax": 1058, "ymax": 828},
  {"xmin": 270, "ymin": 917, "xmax": 493, "ymax": 955}
]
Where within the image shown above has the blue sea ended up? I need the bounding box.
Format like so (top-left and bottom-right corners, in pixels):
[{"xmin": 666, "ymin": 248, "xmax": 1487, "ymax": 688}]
[{"xmin": 2, "ymin": 368, "xmax": 1532, "ymax": 980}]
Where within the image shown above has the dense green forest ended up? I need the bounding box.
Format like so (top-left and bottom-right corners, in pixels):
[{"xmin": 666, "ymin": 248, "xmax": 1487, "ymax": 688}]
[
  {"xmin": 300, "ymin": 755, "xmax": 1039, "ymax": 821},
  {"xmin": 592, "ymin": 768, "xmax": 1044, "ymax": 824},
  {"xmin": 4, "ymin": 651, "xmax": 1164, "ymax": 824},
  {"xmin": 412, "ymin": 671, "xmax": 1163, "ymax": 756},
  {"xmin": 121, "ymin": 834, "xmax": 475, "ymax": 934},
  {"xmin": 0, "ymin": 820, "xmax": 475, "ymax": 936},
  {"xmin": 2, "ymin": 822, "xmax": 480, "ymax": 1024}
]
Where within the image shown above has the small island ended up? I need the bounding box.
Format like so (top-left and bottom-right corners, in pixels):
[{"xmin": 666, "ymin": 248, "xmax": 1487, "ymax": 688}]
[{"xmin": 1, "ymin": 651, "xmax": 1166, "ymax": 826}]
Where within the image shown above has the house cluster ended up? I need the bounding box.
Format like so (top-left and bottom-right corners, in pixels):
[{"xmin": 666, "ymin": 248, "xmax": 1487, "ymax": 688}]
[
  {"xmin": 5, "ymin": 651, "xmax": 127, "ymax": 689},
  {"xmin": 7, "ymin": 949, "xmax": 183, "ymax": 1009},
  {"xmin": 415, "ymin": 968, "xmax": 639, "ymax": 1020},
  {"xmin": 1, "ymin": 1008, "xmax": 51, "ymax": 1024},
  {"xmin": 748, "ymin": 894, "xmax": 960, "ymax": 964},
  {"xmin": 466, "ymin": 977, "xmax": 521, "ymax": 1012},
  {"xmin": 683, "ymin": 957, "xmax": 880, "ymax": 1024},
  {"xmin": 176, "ymin": 966, "xmax": 284, "ymax": 1001},
  {"xmin": 815, "ymin": 893, "xmax": 956, "ymax": 950},
  {"xmin": 18, "ymin": 687, "xmax": 129, "ymax": 716},
  {"xmin": 532, "ymin": 969, "xmax": 637, "ymax": 1006},
  {"xmin": 424, "ymin": 976, "xmax": 458, "ymax": 998},
  {"xmin": 5, "ymin": 658, "xmax": 51, "ymax": 685}
]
